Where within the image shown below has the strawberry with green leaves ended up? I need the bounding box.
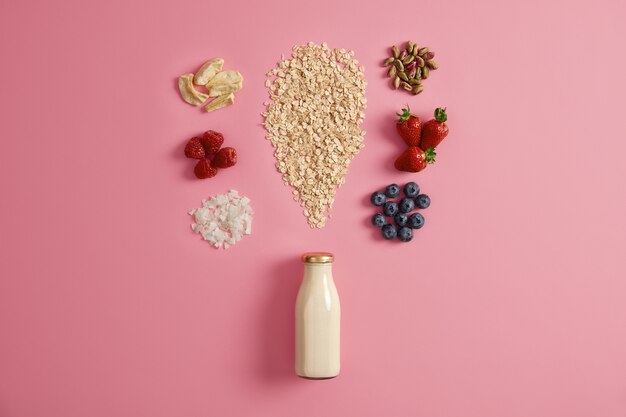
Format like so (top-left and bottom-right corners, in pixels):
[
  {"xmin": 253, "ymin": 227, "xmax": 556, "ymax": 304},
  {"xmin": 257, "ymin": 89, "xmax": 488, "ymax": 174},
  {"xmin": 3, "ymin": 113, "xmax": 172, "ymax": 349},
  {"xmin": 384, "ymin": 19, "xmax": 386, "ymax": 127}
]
[
  {"xmin": 420, "ymin": 107, "xmax": 449, "ymax": 150},
  {"xmin": 396, "ymin": 106, "xmax": 422, "ymax": 146},
  {"xmin": 394, "ymin": 146, "xmax": 436, "ymax": 173}
]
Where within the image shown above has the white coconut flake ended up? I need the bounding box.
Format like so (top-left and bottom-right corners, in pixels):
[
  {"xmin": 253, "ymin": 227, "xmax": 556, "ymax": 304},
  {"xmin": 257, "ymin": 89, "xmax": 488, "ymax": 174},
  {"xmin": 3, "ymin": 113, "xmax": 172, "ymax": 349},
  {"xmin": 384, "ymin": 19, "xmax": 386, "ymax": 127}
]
[{"xmin": 189, "ymin": 190, "xmax": 253, "ymax": 250}]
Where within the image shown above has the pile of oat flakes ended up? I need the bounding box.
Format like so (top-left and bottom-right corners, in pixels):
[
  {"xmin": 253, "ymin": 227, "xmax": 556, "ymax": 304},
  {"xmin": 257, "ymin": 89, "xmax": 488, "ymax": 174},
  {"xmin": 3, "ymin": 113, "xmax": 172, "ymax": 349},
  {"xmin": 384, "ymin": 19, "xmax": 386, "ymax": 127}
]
[{"xmin": 262, "ymin": 42, "xmax": 367, "ymax": 228}]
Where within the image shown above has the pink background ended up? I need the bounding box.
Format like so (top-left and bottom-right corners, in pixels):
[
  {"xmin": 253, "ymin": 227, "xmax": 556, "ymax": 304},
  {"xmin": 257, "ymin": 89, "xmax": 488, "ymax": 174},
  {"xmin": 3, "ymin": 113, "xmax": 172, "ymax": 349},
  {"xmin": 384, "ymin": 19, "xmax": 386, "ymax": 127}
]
[{"xmin": 1, "ymin": 0, "xmax": 626, "ymax": 416}]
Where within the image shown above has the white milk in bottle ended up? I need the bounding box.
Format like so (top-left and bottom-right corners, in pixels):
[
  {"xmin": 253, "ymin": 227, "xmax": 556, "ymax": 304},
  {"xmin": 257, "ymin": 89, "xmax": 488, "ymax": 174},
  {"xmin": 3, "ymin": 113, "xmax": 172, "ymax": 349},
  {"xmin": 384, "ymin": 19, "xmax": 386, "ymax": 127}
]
[{"xmin": 295, "ymin": 252, "xmax": 340, "ymax": 379}]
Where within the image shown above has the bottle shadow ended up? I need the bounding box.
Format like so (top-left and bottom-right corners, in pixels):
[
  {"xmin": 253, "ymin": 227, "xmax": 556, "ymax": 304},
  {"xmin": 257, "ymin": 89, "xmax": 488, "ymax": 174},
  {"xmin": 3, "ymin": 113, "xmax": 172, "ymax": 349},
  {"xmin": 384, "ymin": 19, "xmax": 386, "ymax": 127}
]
[{"xmin": 254, "ymin": 256, "xmax": 302, "ymax": 385}]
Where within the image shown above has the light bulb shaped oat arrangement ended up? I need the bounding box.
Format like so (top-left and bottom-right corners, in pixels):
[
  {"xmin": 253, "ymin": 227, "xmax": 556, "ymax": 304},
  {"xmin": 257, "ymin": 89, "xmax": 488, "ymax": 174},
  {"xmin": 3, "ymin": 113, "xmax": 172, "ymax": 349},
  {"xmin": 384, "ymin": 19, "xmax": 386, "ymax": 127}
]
[{"xmin": 262, "ymin": 42, "xmax": 367, "ymax": 228}]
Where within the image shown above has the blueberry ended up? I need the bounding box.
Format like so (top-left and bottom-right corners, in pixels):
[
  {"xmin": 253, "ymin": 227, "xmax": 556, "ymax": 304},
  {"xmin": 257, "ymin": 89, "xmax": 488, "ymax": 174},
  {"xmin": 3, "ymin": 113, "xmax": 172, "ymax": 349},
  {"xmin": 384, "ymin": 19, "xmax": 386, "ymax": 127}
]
[
  {"xmin": 399, "ymin": 197, "xmax": 415, "ymax": 213},
  {"xmin": 370, "ymin": 191, "xmax": 386, "ymax": 206},
  {"xmin": 415, "ymin": 194, "xmax": 431, "ymax": 209},
  {"xmin": 397, "ymin": 226, "xmax": 414, "ymax": 242},
  {"xmin": 385, "ymin": 184, "xmax": 400, "ymax": 198},
  {"xmin": 383, "ymin": 201, "xmax": 399, "ymax": 217},
  {"xmin": 382, "ymin": 224, "xmax": 397, "ymax": 240},
  {"xmin": 395, "ymin": 213, "xmax": 408, "ymax": 227},
  {"xmin": 372, "ymin": 213, "xmax": 386, "ymax": 227},
  {"xmin": 408, "ymin": 212, "xmax": 425, "ymax": 229},
  {"xmin": 404, "ymin": 182, "xmax": 420, "ymax": 198}
]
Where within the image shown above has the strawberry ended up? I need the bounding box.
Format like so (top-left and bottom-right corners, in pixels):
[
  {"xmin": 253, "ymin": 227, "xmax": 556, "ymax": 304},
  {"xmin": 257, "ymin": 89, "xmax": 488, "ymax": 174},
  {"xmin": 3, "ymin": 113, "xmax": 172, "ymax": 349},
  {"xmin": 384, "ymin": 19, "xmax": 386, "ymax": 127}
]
[
  {"xmin": 194, "ymin": 159, "xmax": 218, "ymax": 179},
  {"xmin": 212, "ymin": 147, "xmax": 237, "ymax": 168},
  {"xmin": 184, "ymin": 137, "xmax": 205, "ymax": 159},
  {"xmin": 394, "ymin": 146, "xmax": 436, "ymax": 173},
  {"xmin": 420, "ymin": 107, "xmax": 449, "ymax": 150},
  {"xmin": 200, "ymin": 130, "xmax": 224, "ymax": 156},
  {"xmin": 396, "ymin": 106, "xmax": 423, "ymax": 146}
]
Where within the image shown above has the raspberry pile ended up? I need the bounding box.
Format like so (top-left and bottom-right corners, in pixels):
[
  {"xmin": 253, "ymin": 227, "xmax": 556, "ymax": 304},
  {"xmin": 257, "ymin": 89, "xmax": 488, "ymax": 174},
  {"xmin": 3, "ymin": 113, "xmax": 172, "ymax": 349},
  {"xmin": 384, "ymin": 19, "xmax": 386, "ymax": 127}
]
[
  {"xmin": 370, "ymin": 182, "xmax": 430, "ymax": 242},
  {"xmin": 184, "ymin": 130, "xmax": 237, "ymax": 179}
]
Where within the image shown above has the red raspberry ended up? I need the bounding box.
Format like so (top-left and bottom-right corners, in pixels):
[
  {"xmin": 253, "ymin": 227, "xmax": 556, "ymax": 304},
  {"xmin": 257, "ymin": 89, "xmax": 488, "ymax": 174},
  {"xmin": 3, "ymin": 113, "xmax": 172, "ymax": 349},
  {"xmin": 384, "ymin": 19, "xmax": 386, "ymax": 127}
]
[
  {"xmin": 200, "ymin": 130, "xmax": 224, "ymax": 156},
  {"xmin": 211, "ymin": 147, "xmax": 237, "ymax": 168},
  {"xmin": 194, "ymin": 159, "xmax": 218, "ymax": 179},
  {"xmin": 184, "ymin": 137, "xmax": 205, "ymax": 159}
]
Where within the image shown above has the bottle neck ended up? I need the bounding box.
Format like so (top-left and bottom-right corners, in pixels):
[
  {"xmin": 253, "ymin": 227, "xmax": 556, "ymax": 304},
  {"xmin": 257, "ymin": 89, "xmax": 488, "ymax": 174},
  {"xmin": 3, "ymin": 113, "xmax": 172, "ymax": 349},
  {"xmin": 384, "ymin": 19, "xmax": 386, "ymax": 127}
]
[{"xmin": 303, "ymin": 263, "xmax": 333, "ymax": 282}]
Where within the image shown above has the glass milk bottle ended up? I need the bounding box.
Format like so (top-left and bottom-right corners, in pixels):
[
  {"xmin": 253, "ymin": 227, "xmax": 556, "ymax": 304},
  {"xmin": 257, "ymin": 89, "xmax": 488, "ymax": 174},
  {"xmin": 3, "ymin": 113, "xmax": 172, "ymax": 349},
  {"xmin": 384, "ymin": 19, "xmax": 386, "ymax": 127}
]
[{"xmin": 295, "ymin": 252, "xmax": 340, "ymax": 379}]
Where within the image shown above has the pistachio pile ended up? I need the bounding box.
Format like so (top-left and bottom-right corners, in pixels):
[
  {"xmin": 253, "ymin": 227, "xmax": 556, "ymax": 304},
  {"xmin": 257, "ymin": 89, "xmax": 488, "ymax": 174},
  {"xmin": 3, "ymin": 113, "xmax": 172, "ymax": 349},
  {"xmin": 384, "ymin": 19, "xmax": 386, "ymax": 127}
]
[{"xmin": 383, "ymin": 42, "xmax": 438, "ymax": 95}]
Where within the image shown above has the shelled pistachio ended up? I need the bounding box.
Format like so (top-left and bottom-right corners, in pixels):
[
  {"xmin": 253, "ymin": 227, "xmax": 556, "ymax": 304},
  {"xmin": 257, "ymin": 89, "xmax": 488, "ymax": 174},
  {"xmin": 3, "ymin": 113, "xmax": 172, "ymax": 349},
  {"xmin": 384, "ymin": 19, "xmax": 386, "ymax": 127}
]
[{"xmin": 382, "ymin": 41, "xmax": 439, "ymax": 95}]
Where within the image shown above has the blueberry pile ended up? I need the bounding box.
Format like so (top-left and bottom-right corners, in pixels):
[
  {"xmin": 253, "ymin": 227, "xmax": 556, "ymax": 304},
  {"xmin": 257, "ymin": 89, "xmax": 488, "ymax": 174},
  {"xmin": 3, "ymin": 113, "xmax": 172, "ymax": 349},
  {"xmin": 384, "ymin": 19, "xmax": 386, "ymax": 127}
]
[{"xmin": 370, "ymin": 182, "xmax": 430, "ymax": 242}]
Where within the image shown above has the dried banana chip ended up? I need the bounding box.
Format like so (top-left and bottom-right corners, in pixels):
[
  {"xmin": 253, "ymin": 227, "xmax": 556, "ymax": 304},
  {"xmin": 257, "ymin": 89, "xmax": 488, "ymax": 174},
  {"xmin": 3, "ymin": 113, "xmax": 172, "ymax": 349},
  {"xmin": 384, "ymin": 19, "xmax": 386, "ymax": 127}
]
[
  {"xmin": 208, "ymin": 79, "xmax": 242, "ymax": 97},
  {"xmin": 206, "ymin": 70, "xmax": 243, "ymax": 86},
  {"xmin": 178, "ymin": 73, "xmax": 209, "ymax": 106},
  {"xmin": 204, "ymin": 93, "xmax": 235, "ymax": 113},
  {"xmin": 194, "ymin": 58, "xmax": 224, "ymax": 85},
  {"xmin": 206, "ymin": 70, "xmax": 243, "ymax": 97}
]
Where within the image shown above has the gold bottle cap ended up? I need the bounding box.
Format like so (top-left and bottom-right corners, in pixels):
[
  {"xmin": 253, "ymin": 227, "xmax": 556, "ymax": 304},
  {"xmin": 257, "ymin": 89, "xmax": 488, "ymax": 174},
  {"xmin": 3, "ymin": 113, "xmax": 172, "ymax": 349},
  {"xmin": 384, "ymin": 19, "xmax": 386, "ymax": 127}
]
[{"xmin": 301, "ymin": 252, "xmax": 334, "ymax": 264}]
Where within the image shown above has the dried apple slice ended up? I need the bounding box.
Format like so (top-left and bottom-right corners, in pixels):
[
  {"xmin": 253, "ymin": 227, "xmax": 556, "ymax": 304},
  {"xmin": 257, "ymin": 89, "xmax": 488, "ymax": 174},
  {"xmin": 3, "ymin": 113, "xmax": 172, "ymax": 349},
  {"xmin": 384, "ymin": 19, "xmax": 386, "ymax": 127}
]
[
  {"xmin": 194, "ymin": 58, "xmax": 224, "ymax": 85},
  {"xmin": 204, "ymin": 93, "xmax": 235, "ymax": 113},
  {"xmin": 207, "ymin": 80, "xmax": 242, "ymax": 97},
  {"xmin": 206, "ymin": 71, "xmax": 243, "ymax": 97},
  {"xmin": 178, "ymin": 74, "xmax": 209, "ymax": 106}
]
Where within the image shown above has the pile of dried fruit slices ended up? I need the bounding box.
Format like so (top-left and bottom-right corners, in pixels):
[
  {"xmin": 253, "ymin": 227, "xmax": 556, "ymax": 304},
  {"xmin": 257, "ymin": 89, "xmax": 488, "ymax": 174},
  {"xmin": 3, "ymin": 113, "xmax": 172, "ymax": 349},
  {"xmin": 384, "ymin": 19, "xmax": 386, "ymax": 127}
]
[{"xmin": 178, "ymin": 58, "xmax": 244, "ymax": 112}]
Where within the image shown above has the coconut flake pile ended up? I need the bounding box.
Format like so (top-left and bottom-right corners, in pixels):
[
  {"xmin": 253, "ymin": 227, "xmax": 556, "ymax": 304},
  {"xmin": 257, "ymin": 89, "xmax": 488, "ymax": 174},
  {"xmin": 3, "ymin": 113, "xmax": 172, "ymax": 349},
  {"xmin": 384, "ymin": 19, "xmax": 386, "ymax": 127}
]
[{"xmin": 189, "ymin": 190, "xmax": 253, "ymax": 249}]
